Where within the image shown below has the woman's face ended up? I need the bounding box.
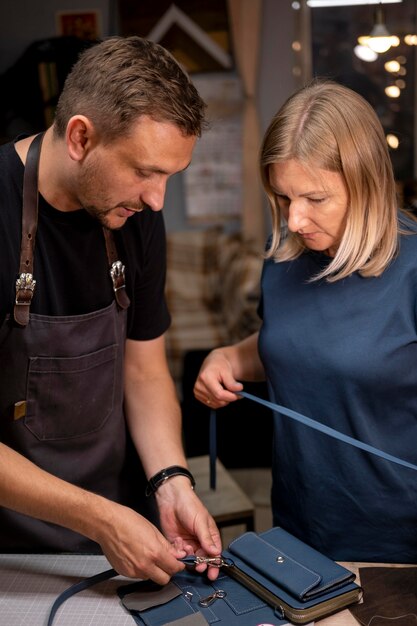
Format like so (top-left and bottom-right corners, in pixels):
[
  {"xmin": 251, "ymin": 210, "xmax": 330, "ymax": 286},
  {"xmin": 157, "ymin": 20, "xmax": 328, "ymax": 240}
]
[{"xmin": 269, "ymin": 159, "xmax": 349, "ymax": 257}]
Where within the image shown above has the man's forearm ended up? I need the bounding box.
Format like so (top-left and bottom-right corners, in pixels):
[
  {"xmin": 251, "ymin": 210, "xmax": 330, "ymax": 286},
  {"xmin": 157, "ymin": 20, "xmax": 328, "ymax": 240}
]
[
  {"xmin": 0, "ymin": 441, "xmax": 200, "ymax": 581},
  {"xmin": 124, "ymin": 371, "xmax": 187, "ymax": 477},
  {"xmin": 0, "ymin": 442, "xmax": 110, "ymax": 543},
  {"xmin": 123, "ymin": 335, "xmax": 189, "ymax": 478}
]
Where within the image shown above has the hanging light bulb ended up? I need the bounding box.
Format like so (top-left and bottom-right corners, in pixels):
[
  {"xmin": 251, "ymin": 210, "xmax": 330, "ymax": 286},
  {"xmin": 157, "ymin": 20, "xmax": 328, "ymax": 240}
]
[
  {"xmin": 386, "ymin": 134, "xmax": 399, "ymax": 149},
  {"xmin": 404, "ymin": 34, "xmax": 417, "ymax": 45},
  {"xmin": 385, "ymin": 85, "xmax": 401, "ymax": 97},
  {"xmin": 384, "ymin": 60, "xmax": 401, "ymax": 72},
  {"xmin": 354, "ymin": 44, "xmax": 378, "ymax": 61},
  {"xmin": 358, "ymin": 5, "xmax": 399, "ymax": 54}
]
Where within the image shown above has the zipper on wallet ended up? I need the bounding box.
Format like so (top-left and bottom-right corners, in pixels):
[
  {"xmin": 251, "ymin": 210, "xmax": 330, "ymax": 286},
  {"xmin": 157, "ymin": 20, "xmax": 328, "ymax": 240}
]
[{"xmin": 226, "ymin": 564, "xmax": 363, "ymax": 625}]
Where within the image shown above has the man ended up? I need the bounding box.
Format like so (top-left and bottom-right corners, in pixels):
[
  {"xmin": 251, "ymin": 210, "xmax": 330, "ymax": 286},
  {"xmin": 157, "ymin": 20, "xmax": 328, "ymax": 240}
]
[{"xmin": 0, "ymin": 36, "xmax": 221, "ymax": 584}]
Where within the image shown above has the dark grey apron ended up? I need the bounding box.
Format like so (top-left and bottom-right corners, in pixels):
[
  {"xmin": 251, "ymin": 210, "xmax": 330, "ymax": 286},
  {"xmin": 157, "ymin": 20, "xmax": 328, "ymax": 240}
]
[{"xmin": 0, "ymin": 133, "xmax": 145, "ymax": 552}]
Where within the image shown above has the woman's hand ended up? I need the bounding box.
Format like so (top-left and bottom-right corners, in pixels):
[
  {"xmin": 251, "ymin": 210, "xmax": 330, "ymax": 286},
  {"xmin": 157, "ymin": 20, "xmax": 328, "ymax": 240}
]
[{"xmin": 193, "ymin": 348, "xmax": 245, "ymax": 409}]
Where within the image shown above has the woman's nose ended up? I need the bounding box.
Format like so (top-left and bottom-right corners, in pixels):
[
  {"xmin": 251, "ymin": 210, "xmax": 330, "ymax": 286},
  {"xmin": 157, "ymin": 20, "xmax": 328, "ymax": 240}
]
[{"xmin": 286, "ymin": 201, "xmax": 309, "ymax": 232}]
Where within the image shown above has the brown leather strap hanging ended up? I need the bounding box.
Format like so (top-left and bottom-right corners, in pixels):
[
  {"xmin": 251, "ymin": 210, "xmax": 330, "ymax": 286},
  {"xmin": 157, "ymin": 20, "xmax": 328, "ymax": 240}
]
[
  {"xmin": 102, "ymin": 227, "xmax": 130, "ymax": 310},
  {"xmin": 14, "ymin": 133, "xmax": 130, "ymax": 327},
  {"xmin": 14, "ymin": 132, "xmax": 44, "ymax": 327}
]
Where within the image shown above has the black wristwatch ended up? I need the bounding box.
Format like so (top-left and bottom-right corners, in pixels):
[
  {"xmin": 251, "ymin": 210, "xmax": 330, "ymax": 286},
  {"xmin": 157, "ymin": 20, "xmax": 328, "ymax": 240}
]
[{"xmin": 145, "ymin": 465, "xmax": 196, "ymax": 497}]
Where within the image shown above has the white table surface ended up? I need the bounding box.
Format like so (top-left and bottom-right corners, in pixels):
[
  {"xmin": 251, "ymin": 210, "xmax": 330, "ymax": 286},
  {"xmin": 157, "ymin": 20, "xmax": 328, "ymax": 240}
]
[
  {"xmin": 0, "ymin": 554, "xmax": 131, "ymax": 626},
  {"xmin": 0, "ymin": 554, "xmax": 413, "ymax": 626}
]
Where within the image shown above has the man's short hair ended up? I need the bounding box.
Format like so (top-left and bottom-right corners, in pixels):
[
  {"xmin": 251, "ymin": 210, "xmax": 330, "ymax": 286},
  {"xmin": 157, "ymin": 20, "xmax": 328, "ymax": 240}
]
[{"xmin": 54, "ymin": 36, "xmax": 207, "ymax": 140}]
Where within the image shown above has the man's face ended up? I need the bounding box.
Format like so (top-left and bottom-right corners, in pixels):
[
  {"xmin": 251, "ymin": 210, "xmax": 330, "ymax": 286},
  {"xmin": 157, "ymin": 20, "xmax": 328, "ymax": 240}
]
[{"xmin": 75, "ymin": 116, "xmax": 196, "ymax": 229}]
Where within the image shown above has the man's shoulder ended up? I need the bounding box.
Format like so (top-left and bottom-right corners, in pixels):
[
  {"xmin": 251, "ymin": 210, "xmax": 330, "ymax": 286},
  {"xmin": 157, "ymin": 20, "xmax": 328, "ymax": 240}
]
[
  {"xmin": 0, "ymin": 138, "xmax": 19, "ymax": 161},
  {"xmin": 0, "ymin": 139, "xmax": 23, "ymax": 189},
  {"xmin": 0, "ymin": 140, "xmax": 23, "ymax": 316},
  {"xmin": 0, "ymin": 140, "xmax": 23, "ymax": 223}
]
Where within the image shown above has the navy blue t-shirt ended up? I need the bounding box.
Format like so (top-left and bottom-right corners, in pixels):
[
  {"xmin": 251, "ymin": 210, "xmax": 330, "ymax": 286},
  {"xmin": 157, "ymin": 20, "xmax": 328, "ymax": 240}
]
[{"xmin": 258, "ymin": 219, "xmax": 417, "ymax": 563}]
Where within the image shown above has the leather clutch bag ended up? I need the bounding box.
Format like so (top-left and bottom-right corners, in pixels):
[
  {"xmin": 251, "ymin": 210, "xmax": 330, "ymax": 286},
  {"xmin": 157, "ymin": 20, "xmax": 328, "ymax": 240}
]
[{"xmin": 222, "ymin": 527, "xmax": 363, "ymax": 624}]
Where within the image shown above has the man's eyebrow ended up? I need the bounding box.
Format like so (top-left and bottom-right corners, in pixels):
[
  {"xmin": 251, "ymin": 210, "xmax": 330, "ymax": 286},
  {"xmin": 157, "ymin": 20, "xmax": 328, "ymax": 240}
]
[{"xmin": 137, "ymin": 160, "xmax": 192, "ymax": 176}]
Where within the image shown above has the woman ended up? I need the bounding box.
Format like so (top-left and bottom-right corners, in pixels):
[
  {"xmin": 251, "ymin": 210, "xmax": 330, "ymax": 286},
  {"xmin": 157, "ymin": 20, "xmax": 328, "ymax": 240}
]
[{"xmin": 194, "ymin": 79, "xmax": 417, "ymax": 563}]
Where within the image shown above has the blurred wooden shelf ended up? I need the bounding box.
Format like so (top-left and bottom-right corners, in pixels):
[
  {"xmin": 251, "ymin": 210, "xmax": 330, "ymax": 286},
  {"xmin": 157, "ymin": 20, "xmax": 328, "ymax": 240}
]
[{"xmin": 188, "ymin": 455, "xmax": 255, "ymax": 534}]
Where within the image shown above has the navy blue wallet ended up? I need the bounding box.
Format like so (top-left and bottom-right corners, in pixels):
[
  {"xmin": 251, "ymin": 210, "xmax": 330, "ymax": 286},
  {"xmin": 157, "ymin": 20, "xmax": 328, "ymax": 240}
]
[{"xmin": 222, "ymin": 527, "xmax": 363, "ymax": 624}]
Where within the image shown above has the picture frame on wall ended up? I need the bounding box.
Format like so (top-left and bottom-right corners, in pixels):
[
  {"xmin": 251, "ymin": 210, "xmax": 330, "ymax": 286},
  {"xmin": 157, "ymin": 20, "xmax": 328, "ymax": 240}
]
[
  {"xmin": 117, "ymin": 0, "xmax": 233, "ymax": 74},
  {"xmin": 56, "ymin": 10, "xmax": 101, "ymax": 41}
]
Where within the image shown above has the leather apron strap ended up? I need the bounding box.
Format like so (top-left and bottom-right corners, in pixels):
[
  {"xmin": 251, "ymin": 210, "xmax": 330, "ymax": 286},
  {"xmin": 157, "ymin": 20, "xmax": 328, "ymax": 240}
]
[
  {"xmin": 13, "ymin": 133, "xmax": 130, "ymax": 327},
  {"xmin": 14, "ymin": 132, "xmax": 44, "ymax": 326},
  {"xmin": 103, "ymin": 227, "xmax": 130, "ymax": 310}
]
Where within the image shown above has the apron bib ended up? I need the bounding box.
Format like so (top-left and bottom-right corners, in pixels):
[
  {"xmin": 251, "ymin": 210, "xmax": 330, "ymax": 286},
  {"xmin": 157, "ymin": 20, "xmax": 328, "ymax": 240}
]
[{"xmin": 0, "ymin": 133, "xmax": 144, "ymax": 552}]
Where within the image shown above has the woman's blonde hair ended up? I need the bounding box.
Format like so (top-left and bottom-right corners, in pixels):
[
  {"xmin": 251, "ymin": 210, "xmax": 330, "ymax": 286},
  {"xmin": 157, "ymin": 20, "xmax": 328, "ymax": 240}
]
[{"xmin": 261, "ymin": 79, "xmax": 399, "ymax": 281}]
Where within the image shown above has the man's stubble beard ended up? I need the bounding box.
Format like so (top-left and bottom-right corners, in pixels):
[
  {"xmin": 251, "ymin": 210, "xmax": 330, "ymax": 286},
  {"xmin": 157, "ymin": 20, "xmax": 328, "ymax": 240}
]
[{"xmin": 76, "ymin": 158, "xmax": 122, "ymax": 229}]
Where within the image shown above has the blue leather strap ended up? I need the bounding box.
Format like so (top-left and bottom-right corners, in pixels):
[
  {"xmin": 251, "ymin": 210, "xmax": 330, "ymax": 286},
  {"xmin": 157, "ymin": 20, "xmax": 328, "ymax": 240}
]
[
  {"xmin": 238, "ymin": 390, "xmax": 417, "ymax": 472},
  {"xmin": 209, "ymin": 409, "xmax": 217, "ymax": 489},
  {"xmin": 47, "ymin": 567, "xmax": 117, "ymax": 625},
  {"xmin": 208, "ymin": 388, "xmax": 417, "ymax": 490}
]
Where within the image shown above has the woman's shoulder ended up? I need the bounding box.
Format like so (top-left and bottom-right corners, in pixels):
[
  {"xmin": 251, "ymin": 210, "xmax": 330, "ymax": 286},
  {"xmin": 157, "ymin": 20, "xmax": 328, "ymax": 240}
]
[
  {"xmin": 395, "ymin": 212, "xmax": 417, "ymax": 277},
  {"xmin": 398, "ymin": 209, "xmax": 417, "ymax": 233},
  {"xmin": 398, "ymin": 211, "xmax": 417, "ymax": 255}
]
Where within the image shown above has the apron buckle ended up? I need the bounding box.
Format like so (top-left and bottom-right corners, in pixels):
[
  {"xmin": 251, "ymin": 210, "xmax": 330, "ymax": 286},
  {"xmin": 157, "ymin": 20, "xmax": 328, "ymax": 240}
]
[
  {"xmin": 15, "ymin": 272, "xmax": 36, "ymax": 304},
  {"xmin": 110, "ymin": 260, "xmax": 126, "ymax": 293}
]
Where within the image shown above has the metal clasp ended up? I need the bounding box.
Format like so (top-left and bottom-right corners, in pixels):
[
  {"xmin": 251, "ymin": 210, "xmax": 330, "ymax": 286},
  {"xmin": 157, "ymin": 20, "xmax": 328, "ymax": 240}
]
[
  {"xmin": 110, "ymin": 260, "xmax": 126, "ymax": 293},
  {"xmin": 194, "ymin": 556, "xmax": 232, "ymax": 568},
  {"xmin": 181, "ymin": 555, "xmax": 234, "ymax": 569},
  {"xmin": 15, "ymin": 272, "xmax": 36, "ymax": 304},
  {"xmin": 198, "ymin": 589, "xmax": 227, "ymax": 607}
]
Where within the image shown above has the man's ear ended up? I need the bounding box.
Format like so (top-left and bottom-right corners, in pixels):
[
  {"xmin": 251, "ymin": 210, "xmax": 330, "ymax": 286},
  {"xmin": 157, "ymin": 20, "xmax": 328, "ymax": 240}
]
[{"xmin": 66, "ymin": 116, "xmax": 97, "ymax": 161}]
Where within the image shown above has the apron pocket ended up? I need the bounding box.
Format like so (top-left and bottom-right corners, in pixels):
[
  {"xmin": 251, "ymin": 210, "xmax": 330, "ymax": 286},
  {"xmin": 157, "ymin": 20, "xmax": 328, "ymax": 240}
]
[{"xmin": 25, "ymin": 344, "xmax": 117, "ymax": 440}]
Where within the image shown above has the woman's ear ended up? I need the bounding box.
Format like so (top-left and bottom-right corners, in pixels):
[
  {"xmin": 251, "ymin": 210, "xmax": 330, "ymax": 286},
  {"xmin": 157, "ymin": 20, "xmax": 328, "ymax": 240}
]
[{"xmin": 66, "ymin": 115, "xmax": 96, "ymax": 161}]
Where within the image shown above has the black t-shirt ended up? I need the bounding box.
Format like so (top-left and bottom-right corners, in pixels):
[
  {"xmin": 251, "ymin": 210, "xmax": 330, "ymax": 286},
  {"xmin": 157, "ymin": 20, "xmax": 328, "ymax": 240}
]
[{"xmin": 0, "ymin": 140, "xmax": 171, "ymax": 339}]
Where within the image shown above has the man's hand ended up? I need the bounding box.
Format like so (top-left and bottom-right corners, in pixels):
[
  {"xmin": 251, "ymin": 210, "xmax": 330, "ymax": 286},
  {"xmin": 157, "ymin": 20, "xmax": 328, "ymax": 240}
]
[
  {"xmin": 93, "ymin": 497, "xmax": 187, "ymax": 584},
  {"xmin": 0, "ymin": 443, "xmax": 188, "ymax": 585},
  {"xmin": 155, "ymin": 475, "xmax": 223, "ymax": 580}
]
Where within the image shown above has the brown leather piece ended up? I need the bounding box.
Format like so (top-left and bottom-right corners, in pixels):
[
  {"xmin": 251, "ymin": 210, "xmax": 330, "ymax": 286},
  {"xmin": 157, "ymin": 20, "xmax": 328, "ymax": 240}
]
[
  {"xmin": 349, "ymin": 567, "xmax": 417, "ymax": 626},
  {"xmin": 13, "ymin": 400, "xmax": 26, "ymax": 420}
]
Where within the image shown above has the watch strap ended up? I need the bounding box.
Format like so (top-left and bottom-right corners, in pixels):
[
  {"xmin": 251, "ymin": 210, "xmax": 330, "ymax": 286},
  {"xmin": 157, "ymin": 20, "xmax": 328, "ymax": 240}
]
[{"xmin": 145, "ymin": 465, "xmax": 195, "ymax": 497}]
